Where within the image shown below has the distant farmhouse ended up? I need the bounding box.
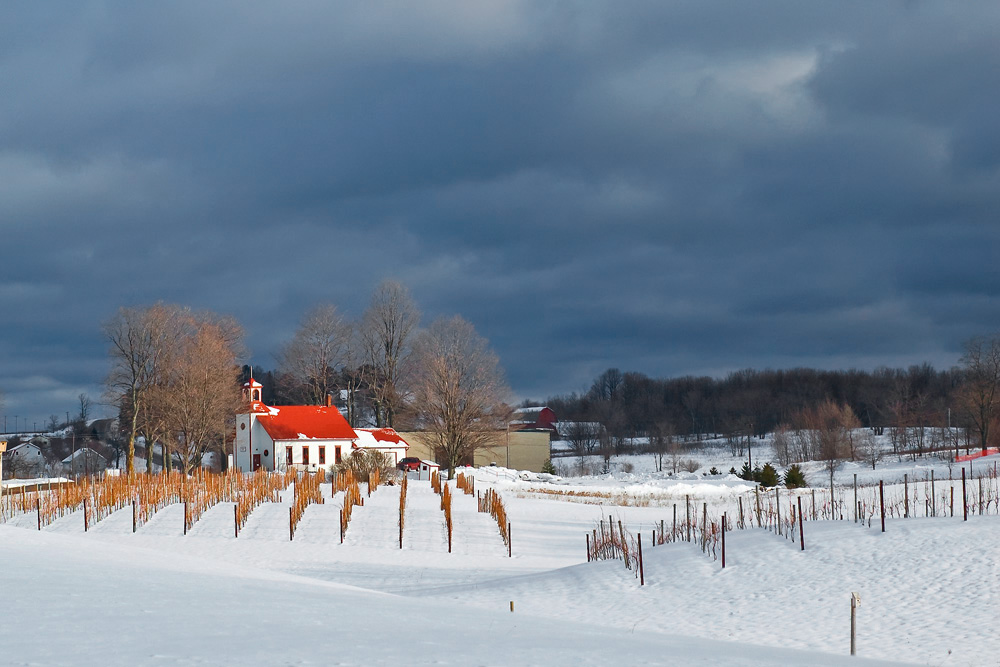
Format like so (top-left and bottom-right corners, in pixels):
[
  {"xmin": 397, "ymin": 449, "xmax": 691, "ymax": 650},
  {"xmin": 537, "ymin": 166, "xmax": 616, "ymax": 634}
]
[
  {"xmin": 512, "ymin": 406, "xmax": 559, "ymax": 438},
  {"xmin": 234, "ymin": 378, "xmax": 410, "ymax": 473}
]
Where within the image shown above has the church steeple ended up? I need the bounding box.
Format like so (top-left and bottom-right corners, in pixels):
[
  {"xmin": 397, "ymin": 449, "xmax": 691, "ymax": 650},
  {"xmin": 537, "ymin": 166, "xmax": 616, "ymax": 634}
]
[{"xmin": 243, "ymin": 377, "xmax": 263, "ymax": 403}]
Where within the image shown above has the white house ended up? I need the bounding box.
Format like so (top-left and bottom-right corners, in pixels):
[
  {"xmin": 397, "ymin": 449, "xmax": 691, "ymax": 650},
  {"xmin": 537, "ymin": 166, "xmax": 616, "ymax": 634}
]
[
  {"xmin": 234, "ymin": 379, "xmax": 409, "ymax": 473},
  {"xmin": 4, "ymin": 442, "xmax": 44, "ymax": 478}
]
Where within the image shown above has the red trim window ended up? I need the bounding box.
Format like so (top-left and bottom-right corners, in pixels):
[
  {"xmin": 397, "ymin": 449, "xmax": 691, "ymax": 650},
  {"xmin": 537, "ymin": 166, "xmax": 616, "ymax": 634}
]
[
  {"xmin": 286, "ymin": 446, "xmax": 293, "ymax": 466},
  {"xmin": 302, "ymin": 446, "xmax": 310, "ymax": 465},
  {"xmin": 335, "ymin": 446, "xmax": 342, "ymax": 464},
  {"xmin": 319, "ymin": 446, "xmax": 326, "ymax": 465}
]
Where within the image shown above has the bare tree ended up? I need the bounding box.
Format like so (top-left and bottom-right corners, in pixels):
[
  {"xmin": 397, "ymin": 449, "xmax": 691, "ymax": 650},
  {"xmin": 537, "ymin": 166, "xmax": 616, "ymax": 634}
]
[
  {"xmin": 648, "ymin": 421, "xmax": 674, "ymax": 473},
  {"xmin": 279, "ymin": 304, "xmax": 351, "ymax": 405},
  {"xmin": 959, "ymin": 333, "xmax": 1000, "ymax": 453},
  {"xmin": 361, "ymin": 280, "xmax": 420, "ymax": 427},
  {"xmin": 103, "ymin": 303, "xmax": 178, "ymax": 475},
  {"xmin": 858, "ymin": 429, "xmax": 881, "ymax": 470},
  {"xmin": 154, "ymin": 312, "xmax": 244, "ymax": 474},
  {"xmin": 77, "ymin": 393, "xmax": 91, "ymax": 424},
  {"xmin": 566, "ymin": 421, "xmax": 600, "ymax": 456},
  {"xmin": 411, "ymin": 316, "xmax": 511, "ymax": 478}
]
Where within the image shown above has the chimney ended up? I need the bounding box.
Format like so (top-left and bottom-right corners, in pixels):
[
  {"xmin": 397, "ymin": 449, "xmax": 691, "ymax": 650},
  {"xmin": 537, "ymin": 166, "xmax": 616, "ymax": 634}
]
[{"xmin": 326, "ymin": 394, "xmax": 333, "ymax": 408}]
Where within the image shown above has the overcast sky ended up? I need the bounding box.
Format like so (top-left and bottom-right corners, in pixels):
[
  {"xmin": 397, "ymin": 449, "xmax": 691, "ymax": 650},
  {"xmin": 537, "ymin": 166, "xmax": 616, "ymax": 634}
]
[{"xmin": 2, "ymin": 1, "xmax": 998, "ymax": 429}]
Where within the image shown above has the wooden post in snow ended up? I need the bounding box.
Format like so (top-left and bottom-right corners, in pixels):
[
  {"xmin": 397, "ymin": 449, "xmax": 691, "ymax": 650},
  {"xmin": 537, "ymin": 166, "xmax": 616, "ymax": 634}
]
[
  {"xmin": 852, "ymin": 475, "xmax": 857, "ymax": 523},
  {"xmin": 904, "ymin": 473, "xmax": 909, "ymax": 518},
  {"xmin": 289, "ymin": 506, "xmax": 293, "ymax": 541},
  {"xmin": 931, "ymin": 470, "xmax": 936, "ymax": 517},
  {"xmin": 37, "ymin": 497, "xmax": 41, "ymax": 531},
  {"xmin": 183, "ymin": 501, "xmax": 188, "ymax": 536},
  {"xmin": 850, "ymin": 592, "xmax": 860, "ymax": 656},
  {"xmin": 234, "ymin": 504, "xmax": 238, "ymax": 538},
  {"xmin": 586, "ymin": 534, "xmax": 590, "ymax": 562},
  {"xmin": 879, "ymin": 481, "xmax": 885, "ymax": 533},
  {"xmin": 798, "ymin": 496, "xmax": 804, "ymax": 551},
  {"xmin": 962, "ymin": 467, "xmax": 968, "ymax": 521},
  {"xmin": 638, "ymin": 533, "xmax": 645, "ymax": 584},
  {"xmin": 508, "ymin": 522, "xmax": 512, "ymax": 558},
  {"xmin": 721, "ymin": 513, "xmax": 726, "ymax": 569}
]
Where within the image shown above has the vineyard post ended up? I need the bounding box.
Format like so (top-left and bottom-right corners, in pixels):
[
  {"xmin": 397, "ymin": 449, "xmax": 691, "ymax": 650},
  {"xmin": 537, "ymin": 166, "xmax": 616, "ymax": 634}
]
[
  {"xmin": 755, "ymin": 486, "xmax": 762, "ymax": 526},
  {"xmin": 37, "ymin": 497, "xmax": 41, "ymax": 530},
  {"xmin": 289, "ymin": 506, "xmax": 293, "ymax": 541},
  {"xmin": 904, "ymin": 474, "xmax": 909, "ymax": 518},
  {"xmin": 775, "ymin": 488, "xmax": 781, "ymax": 537},
  {"xmin": 738, "ymin": 497, "xmax": 744, "ymax": 529},
  {"xmin": 879, "ymin": 481, "xmax": 885, "ymax": 533},
  {"xmin": 183, "ymin": 501, "xmax": 188, "ymax": 536},
  {"xmin": 340, "ymin": 509, "xmax": 344, "ymax": 544},
  {"xmin": 812, "ymin": 489, "xmax": 817, "ymax": 521},
  {"xmin": 853, "ymin": 475, "xmax": 857, "ymax": 522},
  {"xmin": 950, "ymin": 486, "xmax": 954, "ymax": 517},
  {"xmin": 850, "ymin": 592, "xmax": 860, "ymax": 656},
  {"xmin": 701, "ymin": 504, "xmax": 707, "ymax": 551},
  {"xmin": 234, "ymin": 504, "xmax": 238, "ymax": 538},
  {"xmin": 508, "ymin": 522, "xmax": 512, "ymax": 558},
  {"xmin": 83, "ymin": 497, "xmax": 88, "ymax": 532},
  {"xmin": 586, "ymin": 533, "xmax": 590, "ymax": 562},
  {"xmin": 962, "ymin": 468, "xmax": 968, "ymax": 521},
  {"xmin": 638, "ymin": 533, "xmax": 645, "ymax": 584},
  {"xmin": 672, "ymin": 504, "xmax": 677, "ymax": 540},
  {"xmin": 686, "ymin": 496, "xmax": 691, "ymax": 542},
  {"xmin": 798, "ymin": 496, "xmax": 804, "ymax": 551},
  {"xmin": 133, "ymin": 500, "xmax": 137, "ymax": 533},
  {"xmin": 721, "ymin": 513, "xmax": 726, "ymax": 568},
  {"xmin": 931, "ymin": 470, "xmax": 936, "ymax": 517}
]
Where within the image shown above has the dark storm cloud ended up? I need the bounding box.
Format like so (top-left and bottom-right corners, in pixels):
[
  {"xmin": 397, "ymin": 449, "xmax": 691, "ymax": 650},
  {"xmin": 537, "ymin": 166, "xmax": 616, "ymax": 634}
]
[{"xmin": 1, "ymin": 1, "xmax": 998, "ymax": 424}]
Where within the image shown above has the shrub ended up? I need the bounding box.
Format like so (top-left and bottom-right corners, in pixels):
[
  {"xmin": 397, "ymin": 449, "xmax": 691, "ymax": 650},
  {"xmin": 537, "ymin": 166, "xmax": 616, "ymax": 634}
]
[
  {"xmin": 330, "ymin": 449, "xmax": 397, "ymax": 485},
  {"xmin": 541, "ymin": 459, "xmax": 557, "ymax": 475},
  {"xmin": 709, "ymin": 466, "xmax": 720, "ymax": 475},
  {"xmin": 680, "ymin": 459, "xmax": 700, "ymax": 473},
  {"xmin": 784, "ymin": 464, "xmax": 807, "ymax": 489},
  {"xmin": 728, "ymin": 467, "xmax": 737, "ymax": 475},
  {"xmin": 738, "ymin": 462, "xmax": 754, "ymax": 481}
]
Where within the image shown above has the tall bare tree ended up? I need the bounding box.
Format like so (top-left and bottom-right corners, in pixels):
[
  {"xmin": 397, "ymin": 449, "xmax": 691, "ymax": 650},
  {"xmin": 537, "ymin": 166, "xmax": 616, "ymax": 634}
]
[
  {"xmin": 103, "ymin": 303, "xmax": 178, "ymax": 474},
  {"xmin": 279, "ymin": 304, "xmax": 351, "ymax": 405},
  {"xmin": 959, "ymin": 333, "xmax": 1000, "ymax": 453},
  {"xmin": 411, "ymin": 316, "xmax": 511, "ymax": 478},
  {"xmin": 153, "ymin": 311, "xmax": 244, "ymax": 473},
  {"xmin": 361, "ymin": 280, "xmax": 420, "ymax": 427}
]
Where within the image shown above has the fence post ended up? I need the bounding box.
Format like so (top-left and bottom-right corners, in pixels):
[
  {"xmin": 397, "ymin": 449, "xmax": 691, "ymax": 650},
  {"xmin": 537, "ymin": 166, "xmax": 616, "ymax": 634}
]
[
  {"xmin": 37, "ymin": 498, "xmax": 41, "ymax": 530},
  {"xmin": 797, "ymin": 496, "xmax": 805, "ymax": 550},
  {"xmin": 508, "ymin": 522, "xmax": 512, "ymax": 558},
  {"xmin": 721, "ymin": 513, "xmax": 726, "ymax": 568},
  {"xmin": 289, "ymin": 506, "xmax": 293, "ymax": 541},
  {"xmin": 879, "ymin": 481, "xmax": 885, "ymax": 533},
  {"xmin": 340, "ymin": 509, "xmax": 344, "ymax": 544},
  {"xmin": 962, "ymin": 467, "xmax": 968, "ymax": 521},
  {"xmin": 853, "ymin": 474, "xmax": 857, "ymax": 522},
  {"xmin": 904, "ymin": 474, "xmax": 909, "ymax": 518},
  {"xmin": 586, "ymin": 534, "xmax": 590, "ymax": 562},
  {"xmin": 234, "ymin": 504, "xmax": 238, "ymax": 538},
  {"xmin": 638, "ymin": 533, "xmax": 645, "ymax": 584},
  {"xmin": 183, "ymin": 501, "xmax": 188, "ymax": 536},
  {"xmin": 851, "ymin": 592, "xmax": 860, "ymax": 656},
  {"xmin": 931, "ymin": 470, "xmax": 937, "ymax": 516}
]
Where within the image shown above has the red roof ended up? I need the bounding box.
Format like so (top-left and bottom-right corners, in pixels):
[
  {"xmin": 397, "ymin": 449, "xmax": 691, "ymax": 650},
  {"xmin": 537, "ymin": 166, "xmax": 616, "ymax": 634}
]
[
  {"xmin": 256, "ymin": 405, "xmax": 357, "ymax": 441},
  {"xmin": 366, "ymin": 427, "xmax": 403, "ymax": 444}
]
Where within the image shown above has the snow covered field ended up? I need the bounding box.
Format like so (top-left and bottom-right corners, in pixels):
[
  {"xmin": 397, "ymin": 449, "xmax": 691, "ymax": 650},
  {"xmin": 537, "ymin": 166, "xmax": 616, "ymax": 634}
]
[{"xmin": 3, "ymin": 463, "xmax": 999, "ymax": 666}]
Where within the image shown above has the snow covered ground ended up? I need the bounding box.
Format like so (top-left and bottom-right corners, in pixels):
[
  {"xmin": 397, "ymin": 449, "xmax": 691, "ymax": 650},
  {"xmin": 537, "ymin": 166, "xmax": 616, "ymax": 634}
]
[{"xmin": 2, "ymin": 463, "xmax": 998, "ymax": 665}]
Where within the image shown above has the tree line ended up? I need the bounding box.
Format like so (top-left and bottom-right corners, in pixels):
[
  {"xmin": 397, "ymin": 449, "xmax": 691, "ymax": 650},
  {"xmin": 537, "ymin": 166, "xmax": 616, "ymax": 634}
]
[
  {"xmin": 104, "ymin": 281, "xmax": 511, "ymax": 477},
  {"xmin": 545, "ymin": 333, "xmax": 1000, "ymax": 454}
]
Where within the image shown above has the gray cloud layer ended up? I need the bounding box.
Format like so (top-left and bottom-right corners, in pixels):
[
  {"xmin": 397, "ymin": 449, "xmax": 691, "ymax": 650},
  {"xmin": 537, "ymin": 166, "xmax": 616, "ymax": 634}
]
[{"xmin": 2, "ymin": 2, "xmax": 998, "ymax": 426}]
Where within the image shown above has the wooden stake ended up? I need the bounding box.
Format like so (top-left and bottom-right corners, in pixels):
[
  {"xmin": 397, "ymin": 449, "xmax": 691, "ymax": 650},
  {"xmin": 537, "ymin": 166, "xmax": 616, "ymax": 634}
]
[
  {"xmin": 879, "ymin": 481, "xmax": 885, "ymax": 533},
  {"xmin": 133, "ymin": 500, "xmax": 137, "ymax": 534},
  {"xmin": 904, "ymin": 473, "xmax": 909, "ymax": 518},
  {"xmin": 638, "ymin": 533, "xmax": 645, "ymax": 584},
  {"xmin": 37, "ymin": 497, "xmax": 41, "ymax": 531},
  {"xmin": 234, "ymin": 503, "xmax": 238, "ymax": 538},
  {"xmin": 721, "ymin": 513, "xmax": 726, "ymax": 569},
  {"xmin": 586, "ymin": 533, "xmax": 590, "ymax": 562},
  {"xmin": 508, "ymin": 522, "xmax": 512, "ymax": 558},
  {"xmin": 931, "ymin": 470, "xmax": 935, "ymax": 517},
  {"xmin": 798, "ymin": 496, "xmax": 804, "ymax": 551},
  {"xmin": 962, "ymin": 467, "xmax": 968, "ymax": 521},
  {"xmin": 289, "ymin": 506, "xmax": 293, "ymax": 541}
]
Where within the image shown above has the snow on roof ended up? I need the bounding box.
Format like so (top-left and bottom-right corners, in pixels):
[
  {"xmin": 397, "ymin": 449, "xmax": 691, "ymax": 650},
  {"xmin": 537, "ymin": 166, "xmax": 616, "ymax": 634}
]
[
  {"xmin": 257, "ymin": 405, "xmax": 356, "ymax": 441},
  {"xmin": 515, "ymin": 406, "xmax": 549, "ymax": 417},
  {"xmin": 243, "ymin": 378, "xmax": 263, "ymax": 388},
  {"xmin": 61, "ymin": 447, "xmax": 102, "ymax": 464},
  {"xmin": 8, "ymin": 442, "xmax": 41, "ymax": 452}
]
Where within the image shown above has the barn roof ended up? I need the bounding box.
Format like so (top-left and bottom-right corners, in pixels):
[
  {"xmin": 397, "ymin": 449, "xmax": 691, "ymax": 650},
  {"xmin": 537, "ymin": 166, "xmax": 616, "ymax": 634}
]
[{"xmin": 257, "ymin": 405, "xmax": 357, "ymax": 441}]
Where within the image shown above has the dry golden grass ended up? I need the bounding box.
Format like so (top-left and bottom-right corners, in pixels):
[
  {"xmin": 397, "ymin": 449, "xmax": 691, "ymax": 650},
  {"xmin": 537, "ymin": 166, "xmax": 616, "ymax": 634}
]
[
  {"xmin": 289, "ymin": 470, "xmax": 324, "ymax": 538},
  {"xmin": 478, "ymin": 488, "xmax": 509, "ymax": 547},
  {"xmin": 455, "ymin": 472, "xmax": 475, "ymax": 495}
]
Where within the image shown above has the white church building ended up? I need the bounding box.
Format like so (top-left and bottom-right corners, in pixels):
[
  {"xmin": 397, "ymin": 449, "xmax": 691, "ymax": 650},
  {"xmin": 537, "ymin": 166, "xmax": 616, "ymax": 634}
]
[{"xmin": 234, "ymin": 379, "xmax": 409, "ymax": 473}]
